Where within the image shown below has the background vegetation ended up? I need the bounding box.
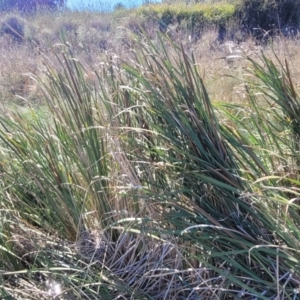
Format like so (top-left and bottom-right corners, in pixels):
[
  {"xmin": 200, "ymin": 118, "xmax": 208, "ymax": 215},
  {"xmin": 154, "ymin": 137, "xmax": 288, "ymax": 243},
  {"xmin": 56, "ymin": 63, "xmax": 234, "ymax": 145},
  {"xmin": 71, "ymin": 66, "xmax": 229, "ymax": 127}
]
[
  {"xmin": 0, "ymin": 0, "xmax": 65, "ymax": 11},
  {"xmin": 1, "ymin": 0, "xmax": 300, "ymax": 299}
]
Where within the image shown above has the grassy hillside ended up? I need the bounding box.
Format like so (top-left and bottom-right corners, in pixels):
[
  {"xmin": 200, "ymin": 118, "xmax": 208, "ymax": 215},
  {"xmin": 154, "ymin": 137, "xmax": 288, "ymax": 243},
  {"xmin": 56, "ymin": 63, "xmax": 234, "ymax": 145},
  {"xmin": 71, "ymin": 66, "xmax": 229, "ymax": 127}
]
[{"xmin": 1, "ymin": 2, "xmax": 300, "ymax": 299}]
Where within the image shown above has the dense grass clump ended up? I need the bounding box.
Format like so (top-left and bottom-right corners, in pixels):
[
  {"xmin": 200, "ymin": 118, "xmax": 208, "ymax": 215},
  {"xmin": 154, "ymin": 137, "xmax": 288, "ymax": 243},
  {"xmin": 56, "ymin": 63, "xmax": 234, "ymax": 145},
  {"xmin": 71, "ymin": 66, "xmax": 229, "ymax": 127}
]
[
  {"xmin": 0, "ymin": 30, "xmax": 300, "ymax": 299},
  {"xmin": 1, "ymin": 2, "xmax": 300, "ymax": 299}
]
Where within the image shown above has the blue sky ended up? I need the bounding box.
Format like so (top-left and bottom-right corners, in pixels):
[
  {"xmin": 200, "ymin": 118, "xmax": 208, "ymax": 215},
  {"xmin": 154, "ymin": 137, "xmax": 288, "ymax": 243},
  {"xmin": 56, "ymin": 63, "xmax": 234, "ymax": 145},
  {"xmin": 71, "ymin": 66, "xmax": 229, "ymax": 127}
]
[{"xmin": 66, "ymin": 0, "xmax": 160, "ymax": 11}]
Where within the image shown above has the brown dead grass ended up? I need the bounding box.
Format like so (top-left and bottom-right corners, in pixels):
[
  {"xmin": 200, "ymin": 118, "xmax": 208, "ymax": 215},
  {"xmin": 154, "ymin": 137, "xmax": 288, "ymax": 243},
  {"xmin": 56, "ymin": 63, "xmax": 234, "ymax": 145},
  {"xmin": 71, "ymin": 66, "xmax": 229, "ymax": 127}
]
[
  {"xmin": 4, "ymin": 16, "xmax": 300, "ymax": 112},
  {"xmin": 1, "ymin": 10, "xmax": 300, "ymax": 109}
]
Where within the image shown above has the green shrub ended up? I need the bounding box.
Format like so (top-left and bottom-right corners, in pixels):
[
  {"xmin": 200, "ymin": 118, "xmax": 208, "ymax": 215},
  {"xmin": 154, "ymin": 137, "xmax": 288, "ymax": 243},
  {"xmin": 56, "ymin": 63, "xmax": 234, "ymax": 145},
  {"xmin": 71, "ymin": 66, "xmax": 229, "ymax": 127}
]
[
  {"xmin": 139, "ymin": 1, "xmax": 300, "ymax": 40},
  {"xmin": 161, "ymin": 9, "xmax": 174, "ymax": 27},
  {"xmin": 237, "ymin": 0, "xmax": 300, "ymax": 37},
  {"xmin": 138, "ymin": 3, "xmax": 236, "ymax": 37},
  {"xmin": 0, "ymin": 15, "xmax": 26, "ymax": 41}
]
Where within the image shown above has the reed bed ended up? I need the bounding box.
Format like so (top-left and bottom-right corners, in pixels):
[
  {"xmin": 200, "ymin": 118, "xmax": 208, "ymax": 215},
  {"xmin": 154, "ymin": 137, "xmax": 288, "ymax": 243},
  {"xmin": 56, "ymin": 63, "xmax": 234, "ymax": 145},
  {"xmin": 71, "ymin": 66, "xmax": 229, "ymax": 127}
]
[{"xmin": 0, "ymin": 29, "xmax": 300, "ymax": 299}]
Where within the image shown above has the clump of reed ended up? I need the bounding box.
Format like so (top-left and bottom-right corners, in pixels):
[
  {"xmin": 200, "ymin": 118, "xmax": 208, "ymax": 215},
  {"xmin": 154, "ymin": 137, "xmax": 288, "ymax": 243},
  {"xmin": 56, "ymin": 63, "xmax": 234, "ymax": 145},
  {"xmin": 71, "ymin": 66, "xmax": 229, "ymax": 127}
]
[{"xmin": 0, "ymin": 33, "xmax": 300, "ymax": 299}]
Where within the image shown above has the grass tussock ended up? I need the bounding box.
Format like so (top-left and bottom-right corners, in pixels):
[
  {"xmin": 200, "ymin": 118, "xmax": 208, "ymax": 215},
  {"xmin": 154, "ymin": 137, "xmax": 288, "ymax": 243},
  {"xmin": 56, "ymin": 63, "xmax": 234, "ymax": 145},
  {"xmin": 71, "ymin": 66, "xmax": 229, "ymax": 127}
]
[{"xmin": 1, "ymin": 4, "xmax": 300, "ymax": 300}]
